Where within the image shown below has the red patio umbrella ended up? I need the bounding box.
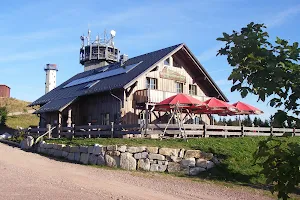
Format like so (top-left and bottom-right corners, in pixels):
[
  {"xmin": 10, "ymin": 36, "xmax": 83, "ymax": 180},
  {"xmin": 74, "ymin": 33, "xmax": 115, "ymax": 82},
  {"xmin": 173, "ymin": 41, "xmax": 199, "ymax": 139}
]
[
  {"xmin": 155, "ymin": 93, "xmax": 206, "ymax": 111},
  {"xmin": 232, "ymin": 101, "xmax": 263, "ymax": 115},
  {"xmin": 194, "ymin": 97, "xmax": 237, "ymax": 115}
]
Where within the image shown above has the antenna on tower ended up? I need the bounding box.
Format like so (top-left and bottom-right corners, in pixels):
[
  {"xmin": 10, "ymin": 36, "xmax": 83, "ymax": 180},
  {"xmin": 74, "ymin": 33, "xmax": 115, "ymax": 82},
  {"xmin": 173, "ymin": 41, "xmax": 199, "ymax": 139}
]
[
  {"xmin": 87, "ymin": 29, "xmax": 91, "ymax": 45},
  {"xmin": 79, "ymin": 28, "xmax": 120, "ymax": 71}
]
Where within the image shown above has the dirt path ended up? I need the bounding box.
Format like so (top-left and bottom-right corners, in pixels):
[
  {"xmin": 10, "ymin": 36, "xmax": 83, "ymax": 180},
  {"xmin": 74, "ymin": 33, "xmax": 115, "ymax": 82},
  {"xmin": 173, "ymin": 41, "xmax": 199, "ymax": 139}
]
[{"xmin": 0, "ymin": 143, "xmax": 272, "ymax": 200}]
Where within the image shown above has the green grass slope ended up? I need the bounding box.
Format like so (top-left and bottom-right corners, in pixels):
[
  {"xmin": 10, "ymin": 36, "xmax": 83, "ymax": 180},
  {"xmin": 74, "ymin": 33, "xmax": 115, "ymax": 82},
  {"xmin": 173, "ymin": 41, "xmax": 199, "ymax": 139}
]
[{"xmin": 6, "ymin": 114, "xmax": 39, "ymax": 129}]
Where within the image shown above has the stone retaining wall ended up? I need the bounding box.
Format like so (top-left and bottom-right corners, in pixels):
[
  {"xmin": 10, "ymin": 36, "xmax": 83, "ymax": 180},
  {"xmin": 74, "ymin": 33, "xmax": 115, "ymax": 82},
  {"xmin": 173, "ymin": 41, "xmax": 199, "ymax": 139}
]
[{"xmin": 37, "ymin": 142, "xmax": 219, "ymax": 176}]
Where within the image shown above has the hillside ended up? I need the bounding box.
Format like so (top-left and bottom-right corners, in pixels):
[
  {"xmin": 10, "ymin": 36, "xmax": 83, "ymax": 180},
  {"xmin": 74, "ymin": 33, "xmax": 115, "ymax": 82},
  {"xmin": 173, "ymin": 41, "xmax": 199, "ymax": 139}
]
[
  {"xmin": 0, "ymin": 97, "xmax": 32, "ymax": 113},
  {"xmin": 0, "ymin": 98, "xmax": 39, "ymax": 130}
]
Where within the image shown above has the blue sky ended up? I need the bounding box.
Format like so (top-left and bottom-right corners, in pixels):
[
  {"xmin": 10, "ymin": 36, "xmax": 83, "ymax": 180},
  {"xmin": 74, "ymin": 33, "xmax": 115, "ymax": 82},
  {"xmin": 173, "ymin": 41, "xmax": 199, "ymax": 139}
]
[{"xmin": 0, "ymin": 0, "xmax": 299, "ymax": 119}]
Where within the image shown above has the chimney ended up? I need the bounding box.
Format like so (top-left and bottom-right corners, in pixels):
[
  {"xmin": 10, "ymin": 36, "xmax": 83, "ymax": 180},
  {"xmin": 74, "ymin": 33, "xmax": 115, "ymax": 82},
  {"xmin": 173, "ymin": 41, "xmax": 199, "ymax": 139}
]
[{"xmin": 120, "ymin": 54, "xmax": 128, "ymax": 66}]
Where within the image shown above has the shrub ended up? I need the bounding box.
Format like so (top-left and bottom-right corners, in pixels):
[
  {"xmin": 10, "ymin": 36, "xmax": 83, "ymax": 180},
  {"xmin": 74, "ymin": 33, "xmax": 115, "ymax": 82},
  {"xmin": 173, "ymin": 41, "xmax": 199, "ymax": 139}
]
[
  {"xmin": 254, "ymin": 136, "xmax": 300, "ymax": 200},
  {"xmin": 0, "ymin": 107, "xmax": 8, "ymax": 125}
]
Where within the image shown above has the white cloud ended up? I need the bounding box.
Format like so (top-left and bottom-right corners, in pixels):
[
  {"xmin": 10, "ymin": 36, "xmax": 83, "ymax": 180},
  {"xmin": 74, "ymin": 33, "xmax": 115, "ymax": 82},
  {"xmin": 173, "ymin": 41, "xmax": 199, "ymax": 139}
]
[{"xmin": 266, "ymin": 4, "xmax": 300, "ymax": 28}]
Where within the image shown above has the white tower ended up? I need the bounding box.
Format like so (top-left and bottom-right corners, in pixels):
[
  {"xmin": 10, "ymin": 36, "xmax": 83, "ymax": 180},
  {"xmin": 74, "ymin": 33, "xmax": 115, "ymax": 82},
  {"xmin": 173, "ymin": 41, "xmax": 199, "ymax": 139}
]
[{"xmin": 44, "ymin": 64, "xmax": 58, "ymax": 94}]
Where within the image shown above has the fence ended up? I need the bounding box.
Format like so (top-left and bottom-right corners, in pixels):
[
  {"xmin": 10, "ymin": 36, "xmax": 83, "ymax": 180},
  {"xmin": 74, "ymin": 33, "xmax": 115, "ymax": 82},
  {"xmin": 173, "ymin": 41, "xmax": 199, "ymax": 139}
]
[
  {"xmin": 28, "ymin": 123, "xmax": 141, "ymax": 138},
  {"xmin": 28, "ymin": 123, "xmax": 300, "ymax": 139}
]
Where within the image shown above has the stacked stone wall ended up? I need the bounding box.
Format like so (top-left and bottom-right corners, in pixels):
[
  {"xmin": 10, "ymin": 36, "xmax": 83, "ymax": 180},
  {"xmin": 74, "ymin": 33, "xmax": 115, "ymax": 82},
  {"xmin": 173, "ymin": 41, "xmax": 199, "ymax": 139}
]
[{"xmin": 37, "ymin": 142, "xmax": 220, "ymax": 176}]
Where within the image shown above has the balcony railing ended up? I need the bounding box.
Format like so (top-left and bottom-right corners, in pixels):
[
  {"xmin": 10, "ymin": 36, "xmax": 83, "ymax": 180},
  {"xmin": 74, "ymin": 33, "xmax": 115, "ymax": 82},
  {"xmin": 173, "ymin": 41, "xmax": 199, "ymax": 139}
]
[{"xmin": 134, "ymin": 89, "xmax": 210, "ymax": 104}]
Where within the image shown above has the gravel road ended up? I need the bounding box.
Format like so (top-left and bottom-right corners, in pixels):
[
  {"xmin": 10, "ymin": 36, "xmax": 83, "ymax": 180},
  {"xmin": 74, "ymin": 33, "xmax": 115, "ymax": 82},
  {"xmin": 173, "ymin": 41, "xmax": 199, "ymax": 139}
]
[{"xmin": 0, "ymin": 143, "xmax": 272, "ymax": 200}]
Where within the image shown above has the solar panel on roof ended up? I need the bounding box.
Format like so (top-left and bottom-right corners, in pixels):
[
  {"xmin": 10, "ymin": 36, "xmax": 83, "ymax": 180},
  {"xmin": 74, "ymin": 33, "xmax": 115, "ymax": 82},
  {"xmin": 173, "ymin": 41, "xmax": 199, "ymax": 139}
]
[{"xmin": 64, "ymin": 61, "xmax": 143, "ymax": 88}]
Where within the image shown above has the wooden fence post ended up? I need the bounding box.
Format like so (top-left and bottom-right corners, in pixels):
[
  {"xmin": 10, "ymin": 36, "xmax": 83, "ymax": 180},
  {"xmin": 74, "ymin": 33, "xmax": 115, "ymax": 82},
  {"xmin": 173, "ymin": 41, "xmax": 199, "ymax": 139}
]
[
  {"xmin": 145, "ymin": 103, "xmax": 149, "ymax": 136},
  {"xmin": 46, "ymin": 124, "xmax": 52, "ymax": 139},
  {"xmin": 111, "ymin": 122, "xmax": 114, "ymax": 138},
  {"xmin": 270, "ymin": 126, "xmax": 273, "ymax": 136},
  {"xmin": 37, "ymin": 126, "xmax": 40, "ymax": 136},
  {"xmin": 203, "ymin": 124, "xmax": 208, "ymax": 137},
  {"xmin": 88, "ymin": 123, "xmax": 91, "ymax": 138},
  {"xmin": 293, "ymin": 127, "xmax": 295, "ymax": 137},
  {"xmin": 241, "ymin": 125, "xmax": 244, "ymax": 137},
  {"xmin": 72, "ymin": 124, "xmax": 75, "ymax": 139},
  {"xmin": 224, "ymin": 124, "xmax": 228, "ymax": 138}
]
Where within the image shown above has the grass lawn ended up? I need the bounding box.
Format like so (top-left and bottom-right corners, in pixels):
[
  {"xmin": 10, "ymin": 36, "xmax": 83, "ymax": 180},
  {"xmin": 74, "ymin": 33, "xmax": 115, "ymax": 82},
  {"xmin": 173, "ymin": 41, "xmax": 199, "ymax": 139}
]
[
  {"xmin": 46, "ymin": 136, "xmax": 300, "ymax": 187},
  {"xmin": 6, "ymin": 114, "xmax": 39, "ymax": 129}
]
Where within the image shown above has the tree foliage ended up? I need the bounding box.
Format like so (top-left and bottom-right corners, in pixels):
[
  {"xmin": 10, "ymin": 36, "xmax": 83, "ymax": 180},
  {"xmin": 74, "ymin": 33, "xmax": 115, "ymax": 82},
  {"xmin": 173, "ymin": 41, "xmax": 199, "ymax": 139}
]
[
  {"xmin": 217, "ymin": 22, "xmax": 300, "ymax": 124},
  {"xmin": 254, "ymin": 136, "xmax": 300, "ymax": 200},
  {"xmin": 0, "ymin": 107, "xmax": 8, "ymax": 125},
  {"xmin": 217, "ymin": 22, "xmax": 300, "ymax": 199}
]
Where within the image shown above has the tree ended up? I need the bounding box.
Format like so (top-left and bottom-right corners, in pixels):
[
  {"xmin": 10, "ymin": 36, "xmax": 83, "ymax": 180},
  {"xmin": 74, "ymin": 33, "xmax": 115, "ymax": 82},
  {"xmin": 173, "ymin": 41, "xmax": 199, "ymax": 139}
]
[
  {"xmin": 0, "ymin": 107, "xmax": 7, "ymax": 126},
  {"xmin": 262, "ymin": 119, "xmax": 270, "ymax": 127},
  {"xmin": 232, "ymin": 116, "xmax": 240, "ymax": 126},
  {"xmin": 227, "ymin": 118, "xmax": 233, "ymax": 126},
  {"xmin": 222, "ymin": 118, "xmax": 227, "ymax": 125},
  {"xmin": 243, "ymin": 115, "xmax": 252, "ymax": 126},
  {"xmin": 217, "ymin": 22, "xmax": 300, "ymax": 125},
  {"xmin": 253, "ymin": 117, "xmax": 258, "ymax": 126},
  {"xmin": 217, "ymin": 22, "xmax": 300, "ymax": 199},
  {"xmin": 254, "ymin": 137, "xmax": 300, "ymax": 200}
]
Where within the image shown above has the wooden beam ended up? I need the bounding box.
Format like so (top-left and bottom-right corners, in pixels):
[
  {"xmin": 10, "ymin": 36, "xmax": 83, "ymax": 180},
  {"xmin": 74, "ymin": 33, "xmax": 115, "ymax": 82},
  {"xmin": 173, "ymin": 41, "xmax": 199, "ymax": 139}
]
[{"xmin": 125, "ymin": 81, "xmax": 137, "ymax": 99}]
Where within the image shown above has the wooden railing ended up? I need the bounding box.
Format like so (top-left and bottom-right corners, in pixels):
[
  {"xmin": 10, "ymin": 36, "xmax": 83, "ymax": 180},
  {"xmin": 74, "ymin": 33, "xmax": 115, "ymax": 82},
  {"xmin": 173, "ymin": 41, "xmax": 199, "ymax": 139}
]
[
  {"xmin": 28, "ymin": 123, "xmax": 141, "ymax": 138},
  {"xmin": 145, "ymin": 124, "xmax": 300, "ymax": 138},
  {"xmin": 134, "ymin": 89, "xmax": 209, "ymax": 104},
  {"xmin": 28, "ymin": 123, "xmax": 300, "ymax": 139}
]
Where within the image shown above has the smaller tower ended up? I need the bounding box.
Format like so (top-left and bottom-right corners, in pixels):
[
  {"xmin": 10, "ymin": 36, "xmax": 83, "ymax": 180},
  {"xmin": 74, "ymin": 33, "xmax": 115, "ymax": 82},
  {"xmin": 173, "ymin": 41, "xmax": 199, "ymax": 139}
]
[{"xmin": 44, "ymin": 64, "xmax": 58, "ymax": 94}]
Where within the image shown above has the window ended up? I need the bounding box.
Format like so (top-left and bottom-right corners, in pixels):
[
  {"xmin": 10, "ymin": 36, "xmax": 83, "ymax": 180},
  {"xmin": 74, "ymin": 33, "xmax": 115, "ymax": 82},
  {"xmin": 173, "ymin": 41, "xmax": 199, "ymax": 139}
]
[
  {"xmin": 101, "ymin": 113, "xmax": 110, "ymax": 125},
  {"xmin": 189, "ymin": 84, "xmax": 197, "ymax": 95},
  {"xmin": 176, "ymin": 82, "xmax": 183, "ymax": 93},
  {"xmin": 164, "ymin": 58, "xmax": 170, "ymax": 66},
  {"xmin": 146, "ymin": 77, "xmax": 157, "ymax": 89}
]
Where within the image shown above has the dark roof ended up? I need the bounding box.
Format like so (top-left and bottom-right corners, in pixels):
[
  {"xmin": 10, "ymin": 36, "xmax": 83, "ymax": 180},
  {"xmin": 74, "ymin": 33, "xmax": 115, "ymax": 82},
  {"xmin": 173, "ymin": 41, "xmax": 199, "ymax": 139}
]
[
  {"xmin": 34, "ymin": 97, "xmax": 77, "ymax": 114},
  {"xmin": 30, "ymin": 43, "xmax": 182, "ymax": 107}
]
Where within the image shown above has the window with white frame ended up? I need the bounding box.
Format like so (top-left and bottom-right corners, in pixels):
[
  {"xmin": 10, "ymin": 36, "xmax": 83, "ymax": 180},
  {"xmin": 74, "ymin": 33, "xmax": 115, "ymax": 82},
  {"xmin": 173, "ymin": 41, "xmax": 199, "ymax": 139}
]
[
  {"xmin": 176, "ymin": 82, "xmax": 183, "ymax": 93},
  {"xmin": 146, "ymin": 77, "xmax": 157, "ymax": 89},
  {"xmin": 189, "ymin": 84, "xmax": 197, "ymax": 95}
]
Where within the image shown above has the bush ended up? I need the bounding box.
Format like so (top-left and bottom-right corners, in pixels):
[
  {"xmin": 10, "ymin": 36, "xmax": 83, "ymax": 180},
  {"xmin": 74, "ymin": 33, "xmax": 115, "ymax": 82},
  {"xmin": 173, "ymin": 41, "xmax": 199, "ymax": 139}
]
[
  {"xmin": 254, "ymin": 136, "xmax": 300, "ymax": 200},
  {"xmin": 0, "ymin": 107, "xmax": 8, "ymax": 125}
]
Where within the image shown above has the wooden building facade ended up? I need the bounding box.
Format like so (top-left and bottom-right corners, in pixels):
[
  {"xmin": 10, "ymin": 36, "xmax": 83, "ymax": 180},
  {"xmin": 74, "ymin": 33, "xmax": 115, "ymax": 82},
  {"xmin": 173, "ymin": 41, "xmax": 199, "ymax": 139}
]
[{"xmin": 32, "ymin": 44, "xmax": 227, "ymax": 130}]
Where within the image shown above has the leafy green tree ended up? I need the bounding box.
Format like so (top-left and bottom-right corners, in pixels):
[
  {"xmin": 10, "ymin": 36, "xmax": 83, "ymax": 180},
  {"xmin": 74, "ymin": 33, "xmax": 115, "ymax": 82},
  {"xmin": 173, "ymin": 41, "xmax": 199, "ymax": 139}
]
[
  {"xmin": 253, "ymin": 117, "xmax": 258, "ymax": 126},
  {"xmin": 227, "ymin": 118, "xmax": 233, "ymax": 126},
  {"xmin": 243, "ymin": 115, "xmax": 252, "ymax": 126},
  {"xmin": 232, "ymin": 116, "xmax": 240, "ymax": 126},
  {"xmin": 217, "ymin": 22, "xmax": 300, "ymax": 125},
  {"xmin": 217, "ymin": 22, "xmax": 300, "ymax": 199},
  {"xmin": 254, "ymin": 137, "xmax": 300, "ymax": 200},
  {"xmin": 262, "ymin": 119, "xmax": 270, "ymax": 127},
  {"xmin": 222, "ymin": 118, "xmax": 227, "ymax": 125}
]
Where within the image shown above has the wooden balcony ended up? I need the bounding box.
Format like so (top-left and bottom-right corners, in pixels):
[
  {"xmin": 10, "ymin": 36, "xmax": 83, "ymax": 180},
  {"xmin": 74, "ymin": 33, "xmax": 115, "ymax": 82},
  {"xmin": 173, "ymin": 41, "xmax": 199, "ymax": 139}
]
[{"xmin": 134, "ymin": 89, "xmax": 210, "ymax": 104}]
